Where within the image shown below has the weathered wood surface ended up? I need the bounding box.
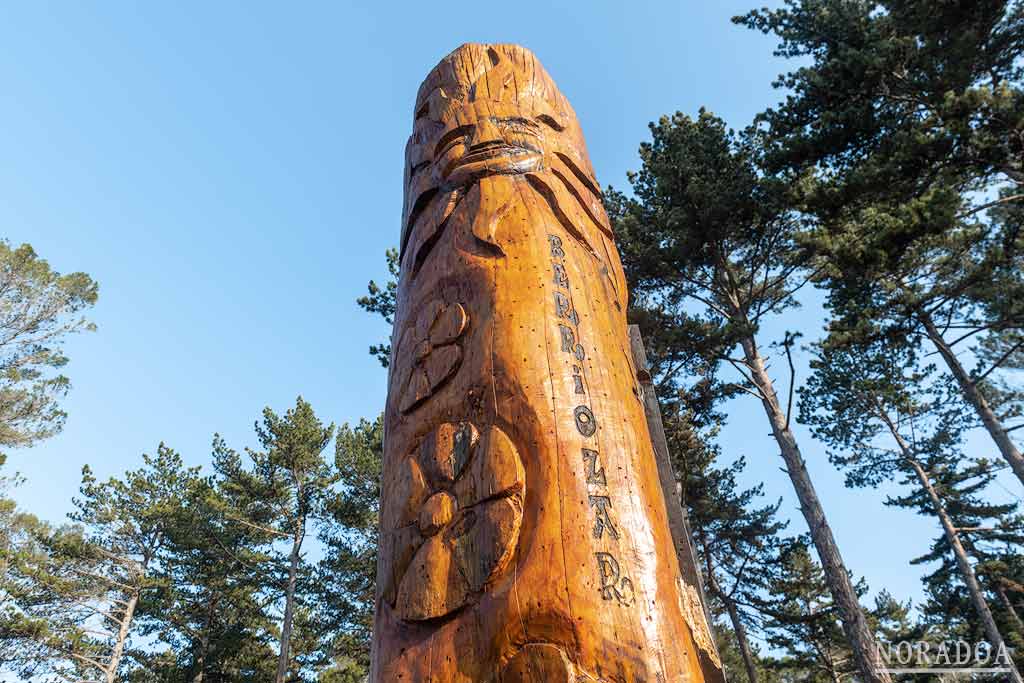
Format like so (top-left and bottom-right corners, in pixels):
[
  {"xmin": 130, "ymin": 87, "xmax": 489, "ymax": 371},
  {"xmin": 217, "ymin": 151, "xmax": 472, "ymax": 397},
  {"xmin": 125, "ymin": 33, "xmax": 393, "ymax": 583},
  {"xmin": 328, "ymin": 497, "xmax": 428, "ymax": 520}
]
[
  {"xmin": 372, "ymin": 43, "xmax": 721, "ymax": 683},
  {"xmin": 628, "ymin": 324, "xmax": 724, "ymax": 683}
]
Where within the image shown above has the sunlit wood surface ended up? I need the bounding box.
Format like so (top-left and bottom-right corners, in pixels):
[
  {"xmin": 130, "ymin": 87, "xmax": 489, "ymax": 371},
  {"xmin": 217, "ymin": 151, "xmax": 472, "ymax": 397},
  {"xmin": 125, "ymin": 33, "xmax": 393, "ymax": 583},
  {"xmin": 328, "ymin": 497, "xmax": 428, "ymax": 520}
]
[{"xmin": 372, "ymin": 42, "xmax": 723, "ymax": 683}]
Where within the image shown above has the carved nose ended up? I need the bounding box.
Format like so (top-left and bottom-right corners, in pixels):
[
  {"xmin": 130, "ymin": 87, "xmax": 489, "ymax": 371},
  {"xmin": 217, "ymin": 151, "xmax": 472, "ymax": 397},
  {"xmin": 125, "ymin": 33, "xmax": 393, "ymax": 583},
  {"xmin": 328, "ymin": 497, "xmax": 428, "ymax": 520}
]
[{"xmin": 468, "ymin": 118, "xmax": 504, "ymax": 150}]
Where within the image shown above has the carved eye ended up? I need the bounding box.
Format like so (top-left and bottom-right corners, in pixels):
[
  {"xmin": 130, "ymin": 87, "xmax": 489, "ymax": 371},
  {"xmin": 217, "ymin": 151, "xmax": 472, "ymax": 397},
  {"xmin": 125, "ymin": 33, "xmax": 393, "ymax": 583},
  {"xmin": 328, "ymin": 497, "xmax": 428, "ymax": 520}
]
[
  {"xmin": 536, "ymin": 114, "xmax": 565, "ymax": 131},
  {"xmin": 434, "ymin": 125, "xmax": 474, "ymax": 158},
  {"xmin": 500, "ymin": 117, "xmax": 538, "ymax": 134}
]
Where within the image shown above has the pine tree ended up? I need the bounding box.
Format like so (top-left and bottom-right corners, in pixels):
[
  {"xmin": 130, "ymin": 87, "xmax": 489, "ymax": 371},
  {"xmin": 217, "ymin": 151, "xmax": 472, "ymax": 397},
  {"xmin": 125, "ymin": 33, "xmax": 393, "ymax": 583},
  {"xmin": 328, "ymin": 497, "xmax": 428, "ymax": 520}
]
[
  {"xmin": 315, "ymin": 416, "xmax": 382, "ymax": 681},
  {"xmin": 213, "ymin": 397, "xmax": 336, "ymax": 683},
  {"xmin": 609, "ymin": 109, "xmax": 890, "ymax": 683},
  {"xmin": 139, "ymin": 473, "xmax": 273, "ymax": 683},
  {"xmin": 801, "ymin": 336, "xmax": 1023, "ymax": 681},
  {"xmin": 735, "ymin": 0, "xmax": 1024, "ymax": 486},
  {"xmin": 904, "ymin": 457, "xmax": 1024, "ymax": 670},
  {"xmin": 357, "ymin": 248, "xmax": 399, "ymax": 368},
  {"xmin": 0, "ymin": 240, "xmax": 98, "ymax": 450},
  {"xmin": 0, "ymin": 445, "xmax": 194, "ymax": 683},
  {"xmin": 760, "ymin": 538, "xmax": 889, "ymax": 683},
  {"xmin": 665, "ymin": 410, "xmax": 787, "ymax": 683}
]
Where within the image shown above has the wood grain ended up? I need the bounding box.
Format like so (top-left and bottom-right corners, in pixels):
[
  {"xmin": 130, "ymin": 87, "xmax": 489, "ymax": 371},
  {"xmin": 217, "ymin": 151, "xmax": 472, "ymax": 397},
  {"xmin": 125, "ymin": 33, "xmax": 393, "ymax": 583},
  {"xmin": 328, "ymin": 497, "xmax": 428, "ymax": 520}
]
[{"xmin": 372, "ymin": 43, "xmax": 722, "ymax": 683}]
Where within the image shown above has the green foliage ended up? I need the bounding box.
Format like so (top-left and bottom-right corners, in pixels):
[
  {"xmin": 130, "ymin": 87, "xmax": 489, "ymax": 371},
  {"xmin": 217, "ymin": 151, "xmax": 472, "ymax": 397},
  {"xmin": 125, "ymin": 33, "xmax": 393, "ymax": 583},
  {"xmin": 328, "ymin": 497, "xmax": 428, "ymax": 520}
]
[
  {"xmin": 904, "ymin": 457, "xmax": 1024, "ymax": 640},
  {"xmin": 610, "ymin": 102, "xmax": 890, "ymax": 683},
  {"xmin": 0, "ymin": 445, "xmax": 195, "ymax": 682},
  {"xmin": 737, "ymin": 0, "xmax": 1024, "ymax": 199},
  {"xmin": 667, "ymin": 410, "xmax": 789, "ymax": 683},
  {"xmin": 736, "ymin": 0, "xmax": 1024, "ymax": 481},
  {"xmin": 799, "ymin": 326, "xmax": 1024, "ymax": 663},
  {"xmin": 139, "ymin": 473, "xmax": 275, "ymax": 682},
  {"xmin": 213, "ymin": 396, "xmax": 337, "ymax": 682},
  {"xmin": 760, "ymin": 538, "xmax": 863, "ymax": 683},
  {"xmin": 0, "ymin": 240, "xmax": 98, "ymax": 450},
  {"xmin": 357, "ymin": 248, "xmax": 399, "ymax": 368},
  {"xmin": 611, "ymin": 108, "xmax": 804, "ymax": 340},
  {"xmin": 608, "ymin": 108, "xmax": 810, "ymax": 430},
  {"xmin": 800, "ymin": 339, "xmax": 970, "ymax": 489},
  {"xmin": 712, "ymin": 622, "xmax": 784, "ymax": 683},
  {"xmin": 315, "ymin": 416, "xmax": 382, "ymax": 681}
]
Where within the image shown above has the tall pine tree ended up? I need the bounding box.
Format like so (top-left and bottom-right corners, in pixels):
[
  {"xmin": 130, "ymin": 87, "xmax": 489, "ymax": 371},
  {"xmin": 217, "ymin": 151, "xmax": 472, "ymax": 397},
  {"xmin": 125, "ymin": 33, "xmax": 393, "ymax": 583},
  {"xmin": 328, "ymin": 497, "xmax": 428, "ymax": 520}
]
[
  {"xmin": 213, "ymin": 397, "xmax": 335, "ymax": 683},
  {"xmin": 736, "ymin": 0, "xmax": 1024, "ymax": 486},
  {"xmin": 609, "ymin": 109, "xmax": 890, "ymax": 683},
  {"xmin": 801, "ymin": 337, "xmax": 1023, "ymax": 681}
]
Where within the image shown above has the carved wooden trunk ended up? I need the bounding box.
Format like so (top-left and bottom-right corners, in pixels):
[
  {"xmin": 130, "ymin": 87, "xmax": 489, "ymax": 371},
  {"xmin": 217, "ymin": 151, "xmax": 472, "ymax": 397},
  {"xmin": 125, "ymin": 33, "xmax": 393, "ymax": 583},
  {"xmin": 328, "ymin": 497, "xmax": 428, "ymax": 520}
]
[{"xmin": 372, "ymin": 43, "xmax": 721, "ymax": 683}]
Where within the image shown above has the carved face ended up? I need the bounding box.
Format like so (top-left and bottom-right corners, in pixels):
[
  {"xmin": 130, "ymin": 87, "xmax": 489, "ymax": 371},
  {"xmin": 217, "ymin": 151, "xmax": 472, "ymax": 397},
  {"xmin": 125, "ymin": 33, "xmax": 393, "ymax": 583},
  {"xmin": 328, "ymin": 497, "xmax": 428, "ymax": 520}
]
[{"xmin": 400, "ymin": 43, "xmax": 607, "ymax": 269}]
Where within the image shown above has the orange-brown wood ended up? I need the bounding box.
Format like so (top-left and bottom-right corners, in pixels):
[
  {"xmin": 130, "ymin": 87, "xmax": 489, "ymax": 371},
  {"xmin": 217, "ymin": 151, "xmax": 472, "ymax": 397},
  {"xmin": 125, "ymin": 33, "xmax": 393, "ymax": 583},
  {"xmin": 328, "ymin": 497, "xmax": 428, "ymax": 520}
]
[{"xmin": 373, "ymin": 43, "xmax": 722, "ymax": 683}]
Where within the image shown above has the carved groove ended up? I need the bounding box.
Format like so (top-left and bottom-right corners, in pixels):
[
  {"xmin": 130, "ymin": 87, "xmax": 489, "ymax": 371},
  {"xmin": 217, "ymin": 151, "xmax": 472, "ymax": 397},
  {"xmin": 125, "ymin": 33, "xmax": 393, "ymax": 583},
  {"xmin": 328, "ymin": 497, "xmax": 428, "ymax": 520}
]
[{"xmin": 524, "ymin": 173, "xmax": 600, "ymax": 261}]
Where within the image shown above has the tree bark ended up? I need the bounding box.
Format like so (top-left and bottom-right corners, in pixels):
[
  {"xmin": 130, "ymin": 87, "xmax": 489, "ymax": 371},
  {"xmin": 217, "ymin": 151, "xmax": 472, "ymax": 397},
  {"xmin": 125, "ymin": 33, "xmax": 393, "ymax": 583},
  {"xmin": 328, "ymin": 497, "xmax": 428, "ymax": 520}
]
[
  {"xmin": 996, "ymin": 583, "xmax": 1024, "ymax": 635},
  {"xmin": 629, "ymin": 323, "xmax": 721, "ymax": 657},
  {"xmin": 738, "ymin": 335, "xmax": 891, "ymax": 683},
  {"xmin": 704, "ymin": 558, "xmax": 759, "ymax": 683},
  {"xmin": 724, "ymin": 596, "xmax": 758, "ymax": 683},
  {"xmin": 191, "ymin": 598, "xmax": 216, "ymax": 683},
  {"xmin": 106, "ymin": 587, "xmax": 140, "ymax": 683},
  {"xmin": 920, "ymin": 313, "xmax": 1024, "ymax": 487},
  {"xmin": 276, "ymin": 517, "xmax": 305, "ymax": 683}
]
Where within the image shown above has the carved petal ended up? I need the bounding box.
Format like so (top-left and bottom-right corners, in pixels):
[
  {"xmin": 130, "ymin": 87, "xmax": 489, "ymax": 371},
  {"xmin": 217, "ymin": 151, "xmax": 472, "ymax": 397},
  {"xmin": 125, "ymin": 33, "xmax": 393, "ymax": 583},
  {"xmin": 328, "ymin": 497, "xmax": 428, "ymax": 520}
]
[
  {"xmin": 423, "ymin": 344, "xmax": 462, "ymax": 393},
  {"xmin": 382, "ymin": 455, "xmax": 428, "ymax": 532},
  {"xmin": 448, "ymin": 497, "xmax": 521, "ymax": 593},
  {"xmin": 418, "ymin": 422, "xmax": 478, "ymax": 488},
  {"xmin": 405, "ymin": 190, "xmax": 461, "ymax": 278},
  {"xmin": 380, "ymin": 525, "xmax": 424, "ymax": 607},
  {"xmin": 498, "ymin": 643, "xmax": 575, "ymax": 683},
  {"xmin": 399, "ymin": 367, "xmax": 433, "ymax": 414},
  {"xmin": 415, "ymin": 300, "xmax": 446, "ymax": 341},
  {"xmin": 454, "ymin": 425, "xmax": 524, "ymax": 508},
  {"xmin": 429, "ymin": 303, "xmax": 468, "ymax": 346},
  {"xmin": 395, "ymin": 533, "xmax": 470, "ymax": 621}
]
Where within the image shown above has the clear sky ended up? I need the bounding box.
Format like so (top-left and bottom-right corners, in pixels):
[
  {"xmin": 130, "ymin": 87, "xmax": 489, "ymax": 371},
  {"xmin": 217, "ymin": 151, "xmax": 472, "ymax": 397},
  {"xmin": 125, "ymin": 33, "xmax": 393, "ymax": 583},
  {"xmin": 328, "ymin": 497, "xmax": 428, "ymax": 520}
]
[{"xmin": 3, "ymin": 0, "xmax": 1019, "ymax": 626}]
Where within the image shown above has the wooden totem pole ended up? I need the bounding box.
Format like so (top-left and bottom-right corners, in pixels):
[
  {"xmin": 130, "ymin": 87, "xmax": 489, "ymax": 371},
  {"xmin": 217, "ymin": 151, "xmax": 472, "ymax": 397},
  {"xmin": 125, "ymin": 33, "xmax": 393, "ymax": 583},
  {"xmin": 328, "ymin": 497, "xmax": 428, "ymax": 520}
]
[{"xmin": 373, "ymin": 43, "xmax": 723, "ymax": 683}]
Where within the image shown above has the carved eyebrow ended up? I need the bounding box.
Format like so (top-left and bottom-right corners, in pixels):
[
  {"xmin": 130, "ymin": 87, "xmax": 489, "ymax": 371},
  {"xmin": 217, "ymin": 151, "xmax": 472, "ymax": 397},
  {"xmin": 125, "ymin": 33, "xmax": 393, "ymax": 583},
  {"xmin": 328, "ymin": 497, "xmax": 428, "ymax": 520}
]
[
  {"xmin": 434, "ymin": 125, "xmax": 475, "ymax": 157},
  {"xmin": 401, "ymin": 187, "xmax": 439, "ymax": 258},
  {"xmin": 536, "ymin": 114, "xmax": 564, "ymax": 131}
]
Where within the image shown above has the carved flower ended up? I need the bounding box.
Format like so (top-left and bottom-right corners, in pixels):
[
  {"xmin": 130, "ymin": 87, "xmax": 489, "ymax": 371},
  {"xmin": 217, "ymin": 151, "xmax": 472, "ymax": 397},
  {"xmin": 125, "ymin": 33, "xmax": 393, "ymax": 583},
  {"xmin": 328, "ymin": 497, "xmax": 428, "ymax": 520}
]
[
  {"xmin": 380, "ymin": 421, "xmax": 524, "ymax": 621},
  {"xmin": 391, "ymin": 300, "xmax": 468, "ymax": 414}
]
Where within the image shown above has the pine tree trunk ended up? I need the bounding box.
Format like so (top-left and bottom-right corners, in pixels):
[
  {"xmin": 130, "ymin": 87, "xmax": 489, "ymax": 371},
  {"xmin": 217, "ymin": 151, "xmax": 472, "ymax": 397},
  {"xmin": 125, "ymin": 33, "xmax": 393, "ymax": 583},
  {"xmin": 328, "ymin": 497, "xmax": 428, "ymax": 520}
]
[
  {"xmin": 712, "ymin": 576, "xmax": 758, "ymax": 683},
  {"xmin": 701, "ymin": 536, "xmax": 758, "ymax": 683},
  {"xmin": 106, "ymin": 588, "xmax": 140, "ymax": 683},
  {"xmin": 724, "ymin": 596, "xmax": 759, "ymax": 683},
  {"xmin": 191, "ymin": 636, "xmax": 208, "ymax": 683},
  {"xmin": 900, "ymin": 455, "xmax": 1023, "ymax": 683},
  {"xmin": 276, "ymin": 519, "xmax": 305, "ymax": 683},
  {"xmin": 191, "ymin": 598, "xmax": 215, "ymax": 683},
  {"xmin": 920, "ymin": 313, "xmax": 1024, "ymax": 487},
  {"xmin": 738, "ymin": 335, "xmax": 891, "ymax": 683},
  {"xmin": 996, "ymin": 583, "xmax": 1024, "ymax": 635}
]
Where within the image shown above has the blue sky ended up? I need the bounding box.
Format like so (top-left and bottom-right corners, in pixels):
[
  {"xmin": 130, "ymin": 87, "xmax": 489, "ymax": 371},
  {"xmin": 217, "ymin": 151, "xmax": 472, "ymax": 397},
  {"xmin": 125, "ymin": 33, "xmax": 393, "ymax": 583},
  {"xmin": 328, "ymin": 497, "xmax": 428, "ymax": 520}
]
[{"xmin": 3, "ymin": 0, "xmax": 1019, "ymax": 625}]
